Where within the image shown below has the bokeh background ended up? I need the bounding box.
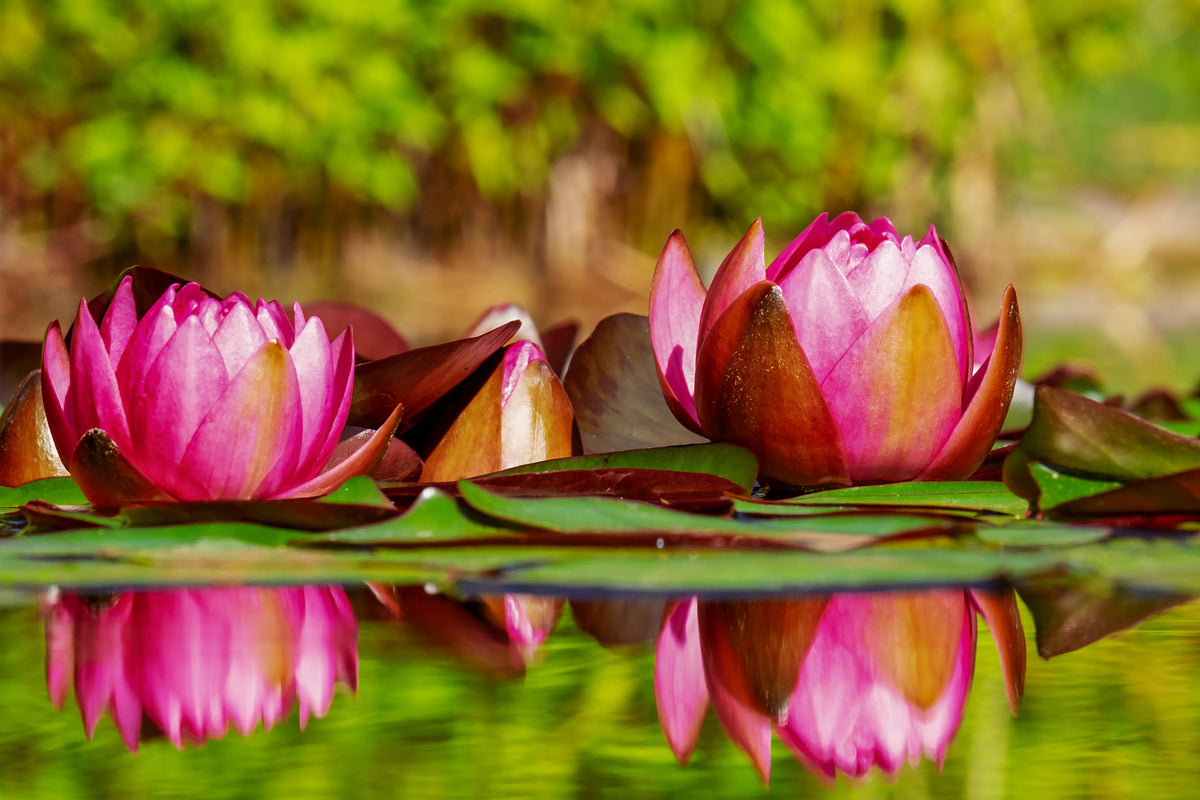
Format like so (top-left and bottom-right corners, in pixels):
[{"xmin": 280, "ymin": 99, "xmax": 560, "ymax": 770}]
[{"xmin": 1, "ymin": 0, "xmax": 1197, "ymax": 390}]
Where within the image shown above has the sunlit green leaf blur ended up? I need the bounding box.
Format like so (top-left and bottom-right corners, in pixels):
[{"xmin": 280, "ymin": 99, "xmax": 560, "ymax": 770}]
[{"xmin": 1, "ymin": 0, "xmax": 1197, "ymax": 389}]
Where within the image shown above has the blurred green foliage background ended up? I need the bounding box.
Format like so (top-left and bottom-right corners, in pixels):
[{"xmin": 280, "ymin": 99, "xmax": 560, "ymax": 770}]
[{"xmin": 0, "ymin": 0, "xmax": 1197, "ymax": 386}]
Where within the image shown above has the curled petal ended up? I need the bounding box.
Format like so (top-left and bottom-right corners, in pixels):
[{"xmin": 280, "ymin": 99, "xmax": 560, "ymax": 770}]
[
  {"xmin": 649, "ymin": 231, "xmax": 706, "ymax": 433},
  {"xmin": 695, "ymin": 282, "xmax": 848, "ymax": 487},
  {"xmin": 284, "ymin": 403, "xmax": 403, "ymax": 498},
  {"xmin": 920, "ymin": 286, "xmax": 1022, "ymax": 480}
]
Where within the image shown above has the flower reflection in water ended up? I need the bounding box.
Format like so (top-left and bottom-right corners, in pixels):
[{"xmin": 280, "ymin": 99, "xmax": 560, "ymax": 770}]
[
  {"xmin": 655, "ymin": 590, "xmax": 1025, "ymax": 784},
  {"xmin": 43, "ymin": 586, "xmax": 358, "ymax": 750},
  {"xmin": 371, "ymin": 585, "xmax": 561, "ymax": 676}
]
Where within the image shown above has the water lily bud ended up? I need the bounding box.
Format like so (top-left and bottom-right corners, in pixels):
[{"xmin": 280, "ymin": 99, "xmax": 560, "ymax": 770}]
[
  {"xmin": 421, "ymin": 340, "xmax": 575, "ymax": 481},
  {"xmin": 41, "ymin": 276, "xmax": 400, "ymax": 507},
  {"xmin": 650, "ymin": 213, "xmax": 1022, "ymax": 487}
]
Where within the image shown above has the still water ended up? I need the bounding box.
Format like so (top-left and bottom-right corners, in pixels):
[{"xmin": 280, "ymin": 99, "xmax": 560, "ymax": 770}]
[{"xmin": 0, "ymin": 584, "xmax": 1194, "ymax": 800}]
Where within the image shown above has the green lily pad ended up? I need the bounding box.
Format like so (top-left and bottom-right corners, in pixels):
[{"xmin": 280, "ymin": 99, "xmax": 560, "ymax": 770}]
[
  {"xmin": 313, "ymin": 488, "xmax": 511, "ymax": 544},
  {"xmin": 0, "ymin": 477, "xmax": 86, "ymax": 509},
  {"xmin": 456, "ymin": 480, "xmax": 962, "ymax": 551},
  {"xmin": 744, "ymin": 481, "xmax": 1028, "ymax": 516},
  {"xmin": 1004, "ymin": 386, "xmax": 1200, "ymax": 514}
]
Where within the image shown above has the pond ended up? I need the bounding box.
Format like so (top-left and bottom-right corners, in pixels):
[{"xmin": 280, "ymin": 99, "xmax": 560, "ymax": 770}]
[{"xmin": 0, "ymin": 579, "xmax": 1195, "ymax": 800}]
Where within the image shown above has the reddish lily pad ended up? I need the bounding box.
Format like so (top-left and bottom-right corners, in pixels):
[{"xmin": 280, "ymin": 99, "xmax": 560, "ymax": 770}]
[
  {"xmin": 386, "ymin": 468, "xmax": 743, "ymax": 514},
  {"xmin": 1016, "ymin": 576, "xmax": 1191, "ymax": 658},
  {"xmin": 1003, "ymin": 386, "xmax": 1200, "ymax": 515},
  {"xmin": 564, "ymin": 313, "xmax": 706, "ymax": 454},
  {"xmin": 349, "ymin": 321, "xmax": 520, "ymax": 432},
  {"xmin": 302, "ymin": 300, "xmax": 410, "ymax": 360}
]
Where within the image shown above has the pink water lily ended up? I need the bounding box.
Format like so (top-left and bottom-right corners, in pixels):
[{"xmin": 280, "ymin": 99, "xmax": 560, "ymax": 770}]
[
  {"xmin": 650, "ymin": 213, "xmax": 1022, "ymax": 486},
  {"xmin": 41, "ymin": 276, "xmax": 401, "ymax": 507},
  {"xmin": 44, "ymin": 586, "xmax": 359, "ymax": 751},
  {"xmin": 655, "ymin": 590, "xmax": 1025, "ymax": 784}
]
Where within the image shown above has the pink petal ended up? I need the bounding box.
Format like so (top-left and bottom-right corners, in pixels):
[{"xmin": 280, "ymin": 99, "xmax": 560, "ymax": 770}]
[
  {"xmin": 696, "ymin": 219, "xmax": 767, "ymax": 350},
  {"xmin": 819, "ymin": 286, "xmax": 963, "ymax": 482},
  {"xmin": 706, "ymin": 658, "xmax": 774, "ymax": 784},
  {"xmin": 311, "ymin": 327, "xmax": 356, "ymax": 474},
  {"xmin": 99, "ymin": 275, "xmax": 139, "ymax": 366},
  {"xmin": 180, "ymin": 341, "xmax": 303, "ymax": 500},
  {"xmin": 654, "ymin": 599, "xmax": 710, "ymax": 764},
  {"xmin": 288, "ymin": 315, "xmax": 336, "ymax": 474},
  {"xmin": 212, "ymin": 298, "xmax": 270, "ymax": 379},
  {"xmin": 903, "ymin": 228, "xmax": 971, "ymax": 385},
  {"xmin": 841, "ymin": 238, "xmax": 910, "ymax": 321},
  {"xmin": 41, "ymin": 322, "xmax": 77, "ymax": 462},
  {"xmin": 256, "ymin": 299, "xmax": 296, "ymax": 347},
  {"xmin": 115, "ymin": 285, "xmax": 183, "ymax": 405},
  {"xmin": 68, "ymin": 296, "xmax": 132, "ymax": 455},
  {"xmin": 128, "ymin": 316, "xmax": 230, "ymax": 499},
  {"xmin": 649, "ymin": 231, "xmax": 706, "ymax": 432},
  {"xmin": 775, "ymin": 248, "xmax": 872, "ymax": 383},
  {"xmin": 43, "ymin": 597, "xmax": 75, "ymax": 710}
]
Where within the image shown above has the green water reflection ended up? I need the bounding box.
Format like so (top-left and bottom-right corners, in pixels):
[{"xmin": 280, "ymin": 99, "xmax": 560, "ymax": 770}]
[{"xmin": 0, "ymin": 588, "xmax": 1195, "ymax": 799}]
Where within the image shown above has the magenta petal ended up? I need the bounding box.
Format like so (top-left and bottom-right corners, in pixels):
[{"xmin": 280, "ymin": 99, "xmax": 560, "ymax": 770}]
[
  {"xmin": 311, "ymin": 327, "xmax": 356, "ymax": 474},
  {"xmin": 501, "ymin": 340, "xmax": 544, "ymax": 409},
  {"xmin": 100, "ymin": 275, "xmax": 139, "ymax": 366},
  {"xmin": 767, "ymin": 212, "xmax": 832, "ymax": 282},
  {"xmin": 41, "ymin": 322, "xmax": 77, "ymax": 462},
  {"xmin": 68, "ymin": 297, "xmax": 132, "ymax": 455},
  {"xmin": 649, "ymin": 231, "xmax": 706, "ymax": 431},
  {"xmin": 181, "ymin": 341, "xmax": 303, "ymax": 500},
  {"xmin": 116, "ymin": 286, "xmax": 183, "ymax": 405},
  {"xmin": 775, "ymin": 249, "xmax": 872, "ymax": 383},
  {"xmin": 654, "ymin": 599, "xmax": 710, "ymax": 764},
  {"xmin": 288, "ymin": 315, "xmax": 336, "ymax": 474}
]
